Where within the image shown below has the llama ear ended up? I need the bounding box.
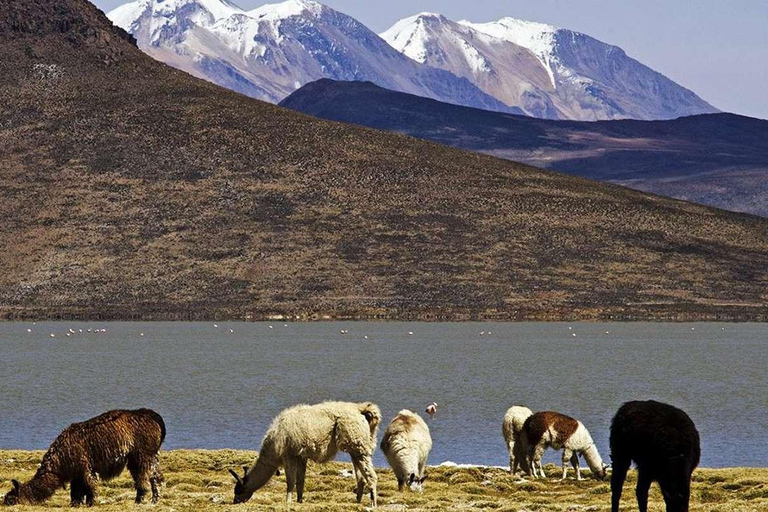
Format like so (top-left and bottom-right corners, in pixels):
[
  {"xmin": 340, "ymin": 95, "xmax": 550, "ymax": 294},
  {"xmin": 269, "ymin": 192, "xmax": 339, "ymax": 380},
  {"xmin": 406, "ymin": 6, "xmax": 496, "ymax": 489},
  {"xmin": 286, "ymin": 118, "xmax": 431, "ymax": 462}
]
[
  {"xmin": 12, "ymin": 479, "xmax": 20, "ymax": 491},
  {"xmin": 228, "ymin": 468, "xmax": 242, "ymax": 484},
  {"xmin": 420, "ymin": 474, "xmax": 428, "ymax": 483},
  {"xmin": 242, "ymin": 465, "xmax": 249, "ymax": 478},
  {"xmin": 408, "ymin": 473, "xmax": 416, "ymax": 485}
]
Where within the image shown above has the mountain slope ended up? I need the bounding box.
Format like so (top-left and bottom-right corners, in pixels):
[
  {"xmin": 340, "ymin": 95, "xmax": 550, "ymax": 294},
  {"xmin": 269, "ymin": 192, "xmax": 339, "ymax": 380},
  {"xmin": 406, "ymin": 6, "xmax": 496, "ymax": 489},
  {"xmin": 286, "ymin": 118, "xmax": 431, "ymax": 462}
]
[
  {"xmin": 106, "ymin": 0, "xmax": 515, "ymax": 112},
  {"xmin": 1, "ymin": 0, "xmax": 767, "ymax": 321},
  {"xmin": 281, "ymin": 80, "xmax": 768, "ymax": 217},
  {"xmin": 382, "ymin": 13, "xmax": 719, "ymax": 121}
]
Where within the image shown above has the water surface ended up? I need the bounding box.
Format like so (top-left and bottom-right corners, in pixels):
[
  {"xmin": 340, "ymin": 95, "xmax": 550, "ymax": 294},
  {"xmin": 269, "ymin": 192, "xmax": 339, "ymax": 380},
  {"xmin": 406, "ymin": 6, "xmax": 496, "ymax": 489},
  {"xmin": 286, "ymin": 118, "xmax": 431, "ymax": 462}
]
[{"xmin": 0, "ymin": 322, "xmax": 765, "ymax": 468}]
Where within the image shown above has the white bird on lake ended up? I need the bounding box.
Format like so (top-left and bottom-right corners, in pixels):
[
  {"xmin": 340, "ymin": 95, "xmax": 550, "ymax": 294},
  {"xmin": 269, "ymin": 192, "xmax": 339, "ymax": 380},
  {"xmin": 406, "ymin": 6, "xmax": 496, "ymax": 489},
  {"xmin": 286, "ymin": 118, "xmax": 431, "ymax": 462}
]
[{"xmin": 426, "ymin": 402, "xmax": 438, "ymax": 417}]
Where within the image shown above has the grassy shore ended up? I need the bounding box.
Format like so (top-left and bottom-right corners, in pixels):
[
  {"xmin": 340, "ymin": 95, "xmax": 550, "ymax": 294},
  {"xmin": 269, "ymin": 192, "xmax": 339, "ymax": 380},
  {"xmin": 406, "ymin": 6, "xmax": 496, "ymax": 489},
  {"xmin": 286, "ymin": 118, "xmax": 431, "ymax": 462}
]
[{"xmin": 1, "ymin": 450, "xmax": 766, "ymax": 511}]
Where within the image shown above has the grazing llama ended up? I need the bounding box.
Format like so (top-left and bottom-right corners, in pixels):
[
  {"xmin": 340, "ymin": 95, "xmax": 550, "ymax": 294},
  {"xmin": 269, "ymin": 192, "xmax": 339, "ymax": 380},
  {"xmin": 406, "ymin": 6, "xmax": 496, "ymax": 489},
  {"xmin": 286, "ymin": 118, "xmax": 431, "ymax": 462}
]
[
  {"xmin": 380, "ymin": 410, "xmax": 433, "ymax": 492},
  {"xmin": 502, "ymin": 405, "xmax": 533, "ymax": 475},
  {"xmin": 230, "ymin": 401, "xmax": 381, "ymax": 506},
  {"xmin": 2, "ymin": 409, "xmax": 165, "ymax": 506},
  {"xmin": 610, "ymin": 400, "xmax": 700, "ymax": 512},
  {"xmin": 523, "ymin": 411, "xmax": 607, "ymax": 480}
]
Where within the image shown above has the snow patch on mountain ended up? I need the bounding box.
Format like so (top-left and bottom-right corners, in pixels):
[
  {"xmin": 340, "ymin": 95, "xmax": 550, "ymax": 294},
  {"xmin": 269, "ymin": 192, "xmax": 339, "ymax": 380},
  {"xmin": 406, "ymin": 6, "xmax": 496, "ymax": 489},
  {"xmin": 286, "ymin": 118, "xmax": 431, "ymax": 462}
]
[{"xmin": 460, "ymin": 17, "xmax": 559, "ymax": 87}]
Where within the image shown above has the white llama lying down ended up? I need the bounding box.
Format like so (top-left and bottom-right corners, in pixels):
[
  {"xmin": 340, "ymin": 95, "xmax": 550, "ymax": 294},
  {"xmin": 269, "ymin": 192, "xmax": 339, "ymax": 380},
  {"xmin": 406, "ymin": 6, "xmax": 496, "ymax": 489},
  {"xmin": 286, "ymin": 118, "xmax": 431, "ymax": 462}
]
[
  {"xmin": 230, "ymin": 401, "xmax": 381, "ymax": 506},
  {"xmin": 523, "ymin": 411, "xmax": 607, "ymax": 481},
  {"xmin": 380, "ymin": 410, "xmax": 433, "ymax": 492}
]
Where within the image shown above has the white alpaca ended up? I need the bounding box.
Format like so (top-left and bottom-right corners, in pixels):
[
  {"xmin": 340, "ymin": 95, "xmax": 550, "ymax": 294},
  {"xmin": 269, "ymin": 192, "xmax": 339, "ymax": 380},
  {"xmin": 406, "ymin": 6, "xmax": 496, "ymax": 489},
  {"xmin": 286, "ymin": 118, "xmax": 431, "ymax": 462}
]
[
  {"xmin": 523, "ymin": 411, "xmax": 607, "ymax": 481},
  {"xmin": 380, "ymin": 410, "xmax": 433, "ymax": 492},
  {"xmin": 230, "ymin": 401, "xmax": 381, "ymax": 506},
  {"xmin": 502, "ymin": 405, "xmax": 533, "ymax": 475}
]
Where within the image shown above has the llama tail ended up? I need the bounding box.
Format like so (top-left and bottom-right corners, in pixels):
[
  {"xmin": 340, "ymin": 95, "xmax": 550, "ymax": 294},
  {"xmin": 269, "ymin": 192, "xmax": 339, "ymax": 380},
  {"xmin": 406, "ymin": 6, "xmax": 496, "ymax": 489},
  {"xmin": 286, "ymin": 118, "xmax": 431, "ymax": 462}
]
[
  {"xmin": 243, "ymin": 439, "xmax": 280, "ymax": 494},
  {"xmin": 359, "ymin": 402, "xmax": 381, "ymax": 436}
]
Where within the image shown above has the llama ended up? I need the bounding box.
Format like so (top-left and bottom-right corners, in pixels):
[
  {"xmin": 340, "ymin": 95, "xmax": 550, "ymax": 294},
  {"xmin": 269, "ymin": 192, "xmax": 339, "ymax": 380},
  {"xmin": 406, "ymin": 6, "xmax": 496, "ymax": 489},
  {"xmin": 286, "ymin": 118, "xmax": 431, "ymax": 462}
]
[
  {"xmin": 523, "ymin": 411, "xmax": 607, "ymax": 480},
  {"xmin": 2, "ymin": 409, "xmax": 165, "ymax": 507},
  {"xmin": 502, "ymin": 405, "xmax": 533, "ymax": 475},
  {"xmin": 380, "ymin": 410, "xmax": 432, "ymax": 492},
  {"xmin": 610, "ymin": 400, "xmax": 700, "ymax": 512},
  {"xmin": 230, "ymin": 401, "xmax": 381, "ymax": 507}
]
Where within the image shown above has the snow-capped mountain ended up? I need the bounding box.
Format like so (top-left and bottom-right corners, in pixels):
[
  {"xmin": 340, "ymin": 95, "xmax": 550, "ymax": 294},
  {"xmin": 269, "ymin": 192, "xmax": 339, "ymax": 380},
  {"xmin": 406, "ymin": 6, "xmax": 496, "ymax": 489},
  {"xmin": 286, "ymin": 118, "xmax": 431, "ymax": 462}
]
[
  {"xmin": 107, "ymin": 0, "xmax": 514, "ymax": 112},
  {"xmin": 381, "ymin": 13, "xmax": 559, "ymax": 118},
  {"xmin": 382, "ymin": 13, "xmax": 718, "ymax": 120}
]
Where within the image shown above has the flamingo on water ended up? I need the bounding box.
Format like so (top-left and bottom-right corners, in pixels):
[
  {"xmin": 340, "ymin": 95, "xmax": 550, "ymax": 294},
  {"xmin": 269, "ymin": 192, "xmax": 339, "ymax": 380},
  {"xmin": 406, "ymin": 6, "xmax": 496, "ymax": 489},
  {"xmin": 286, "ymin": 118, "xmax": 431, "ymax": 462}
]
[{"xmin": 426, "ymin": 402, "xmax": 438, "ymax": 418}]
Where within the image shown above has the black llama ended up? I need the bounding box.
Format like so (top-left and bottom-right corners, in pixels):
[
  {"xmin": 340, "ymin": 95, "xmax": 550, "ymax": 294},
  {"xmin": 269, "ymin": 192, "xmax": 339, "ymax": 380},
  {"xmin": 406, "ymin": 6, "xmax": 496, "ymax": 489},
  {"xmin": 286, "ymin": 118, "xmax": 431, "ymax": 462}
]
[{"xmin": 610, "ymin": 400, "xmax": 700, "ymax": 512}]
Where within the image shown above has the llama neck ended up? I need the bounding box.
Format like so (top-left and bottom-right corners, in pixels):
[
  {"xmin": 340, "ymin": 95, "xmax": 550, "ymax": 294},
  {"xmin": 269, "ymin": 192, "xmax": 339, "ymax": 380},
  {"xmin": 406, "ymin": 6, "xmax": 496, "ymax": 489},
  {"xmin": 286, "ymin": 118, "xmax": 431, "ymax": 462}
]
[
  {"xmin": 243, "ymin": 441, "xmax": 280, "ymax": 495},
  {"xmin": 20, "ymin": 471, "xmax": 61, "ymax": 504},
  {"xmin": 582, "ymin": 444, "xmax": 604, "ymax": 475}
]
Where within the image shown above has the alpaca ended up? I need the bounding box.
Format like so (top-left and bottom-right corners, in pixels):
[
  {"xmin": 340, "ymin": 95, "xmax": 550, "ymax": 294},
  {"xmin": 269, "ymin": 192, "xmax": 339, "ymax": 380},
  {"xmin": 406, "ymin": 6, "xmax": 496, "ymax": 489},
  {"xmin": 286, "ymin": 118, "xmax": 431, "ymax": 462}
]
[
  {"xmin": 231, "ymin": 401, "xmax": 381, "ymax": 507},
  {"xmin": 380, "ymin": 410, "xmax": 432, "ymax": 492},
  {"xmin": 523, "ymin": 411, "xmax": 607, "ymax": 480},
  {"xmin": 2, "ymin": 409, "xmax": 165, "ymax": 507},
  {"xmin": 502, "ymin": 405, "xmax": 532, "ymax": 475},
  {"xmin": 610, "ymin": 400, "xmax": 700, "ymax": 512}
]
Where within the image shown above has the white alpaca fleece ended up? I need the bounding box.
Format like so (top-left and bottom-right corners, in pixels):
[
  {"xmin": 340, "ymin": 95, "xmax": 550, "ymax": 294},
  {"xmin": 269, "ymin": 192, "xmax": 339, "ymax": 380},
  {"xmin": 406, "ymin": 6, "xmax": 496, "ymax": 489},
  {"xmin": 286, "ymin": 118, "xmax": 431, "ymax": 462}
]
[
  {"xmin": 238, "ymin": 401, "xmax": 381, "ymax": 506},
  {"xmin": 502, "ymin": 406, "xmax": 532, "ymax": 474},
  {"xmin": 380, "ymin": 410, "xmax": 432, "ymax": 492}
]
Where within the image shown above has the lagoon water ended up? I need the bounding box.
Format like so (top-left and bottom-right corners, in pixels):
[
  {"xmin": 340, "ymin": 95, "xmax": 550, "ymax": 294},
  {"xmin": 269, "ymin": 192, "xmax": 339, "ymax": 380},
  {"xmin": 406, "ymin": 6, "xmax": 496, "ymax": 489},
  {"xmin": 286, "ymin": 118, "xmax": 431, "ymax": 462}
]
[{"xmin": 0, "ymin": 322, "xmax": 765, "ymax": 468}]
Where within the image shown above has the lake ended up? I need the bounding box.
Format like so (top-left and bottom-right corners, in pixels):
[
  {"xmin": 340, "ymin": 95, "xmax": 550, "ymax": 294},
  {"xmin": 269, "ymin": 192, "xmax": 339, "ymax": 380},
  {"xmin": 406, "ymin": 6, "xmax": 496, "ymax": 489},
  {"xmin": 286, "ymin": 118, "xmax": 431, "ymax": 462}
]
[{"xmin": 0, "ymin": 322, "xmax": 765, "ymax": 468}]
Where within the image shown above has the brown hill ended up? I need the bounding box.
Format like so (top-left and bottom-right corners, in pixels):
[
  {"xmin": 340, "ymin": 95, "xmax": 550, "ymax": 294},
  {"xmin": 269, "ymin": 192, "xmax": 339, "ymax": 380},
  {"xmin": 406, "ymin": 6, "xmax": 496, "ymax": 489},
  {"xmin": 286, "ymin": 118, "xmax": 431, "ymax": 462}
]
[{"xmin": 0, "ymin": 0, "xmax": 767, "ymax": 321}]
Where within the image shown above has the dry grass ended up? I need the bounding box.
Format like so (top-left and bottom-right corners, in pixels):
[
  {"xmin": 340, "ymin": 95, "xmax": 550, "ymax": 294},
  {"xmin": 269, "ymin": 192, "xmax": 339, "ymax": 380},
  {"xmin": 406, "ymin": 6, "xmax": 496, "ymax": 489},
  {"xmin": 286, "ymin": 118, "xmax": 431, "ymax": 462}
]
[{"xmin": 1, "ymin": 450, "xmax": 766, "ymax": 511}]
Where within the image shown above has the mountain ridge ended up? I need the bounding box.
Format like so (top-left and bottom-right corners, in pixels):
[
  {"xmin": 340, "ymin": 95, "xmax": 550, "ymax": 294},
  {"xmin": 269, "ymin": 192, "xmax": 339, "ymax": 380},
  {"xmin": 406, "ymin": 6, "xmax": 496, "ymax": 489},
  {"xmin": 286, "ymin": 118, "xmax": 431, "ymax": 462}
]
[
  {"xmin": 280, "ymin": 79, "xmax": 768, "ymax": 217},
  {"xmin": 382, "ymin": 12, "xmax": 718, "ymax": 120},
  {"xmin": 1, "ymin": 0, "xmax": 766, "ymax": 321},
  {"xmin": 107, "ymin": 0, "xmax": 717, "ymax": 121},
  {"xmin": 106, "ymin": 0, "xmax": 517, "ymax": 112}
]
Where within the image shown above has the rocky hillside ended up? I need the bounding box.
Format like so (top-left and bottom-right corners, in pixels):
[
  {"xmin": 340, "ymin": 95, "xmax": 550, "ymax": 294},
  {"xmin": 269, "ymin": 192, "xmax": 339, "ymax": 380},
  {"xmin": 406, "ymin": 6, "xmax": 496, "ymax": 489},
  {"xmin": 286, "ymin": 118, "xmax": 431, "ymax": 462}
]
[
  {"xmin": 1, "ymin": 0, "xmax": 766, "ymax": 321},
  {"xmin": 281, "ymin": 80, "xmax": 768, "ymax": 217}
]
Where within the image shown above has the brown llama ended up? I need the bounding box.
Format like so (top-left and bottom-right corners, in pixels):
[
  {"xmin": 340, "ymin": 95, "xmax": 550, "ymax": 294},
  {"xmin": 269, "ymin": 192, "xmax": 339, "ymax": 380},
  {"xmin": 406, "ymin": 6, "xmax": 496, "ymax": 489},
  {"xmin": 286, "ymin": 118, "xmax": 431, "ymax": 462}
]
[
  {"xmin": 2, "ymin": 409, "xmax": 165, "ymax": 507},
  {"xmin": 610, "ymin": 400, "xmax": 700, "ymax": 512}
]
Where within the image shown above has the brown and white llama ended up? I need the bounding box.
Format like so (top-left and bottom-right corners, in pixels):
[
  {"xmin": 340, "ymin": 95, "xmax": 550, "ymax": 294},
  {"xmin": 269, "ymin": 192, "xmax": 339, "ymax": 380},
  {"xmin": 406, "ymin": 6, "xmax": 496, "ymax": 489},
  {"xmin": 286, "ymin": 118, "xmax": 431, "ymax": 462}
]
[
  {"xmin": 610, "ymin": 400, "xmax": 700, "ymax": 512},
  {"xmin": 523, "ymin": 411, "xmax": 607, "ymax": 480},
  {"xmin": 2, "ymin": 409, "xmax": 165, "ymax": 506}
]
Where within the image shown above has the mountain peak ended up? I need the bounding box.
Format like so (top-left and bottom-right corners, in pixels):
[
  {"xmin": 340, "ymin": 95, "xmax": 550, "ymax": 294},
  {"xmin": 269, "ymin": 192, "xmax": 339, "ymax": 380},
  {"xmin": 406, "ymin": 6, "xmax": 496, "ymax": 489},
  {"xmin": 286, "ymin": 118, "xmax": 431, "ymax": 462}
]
[
  {"xmin": 380, "ymin": 12, "xmax": 454, "ymax": 64},
  {"xmin": 247, "ymin": 0, "xmax": 325, "ymax": 20}
]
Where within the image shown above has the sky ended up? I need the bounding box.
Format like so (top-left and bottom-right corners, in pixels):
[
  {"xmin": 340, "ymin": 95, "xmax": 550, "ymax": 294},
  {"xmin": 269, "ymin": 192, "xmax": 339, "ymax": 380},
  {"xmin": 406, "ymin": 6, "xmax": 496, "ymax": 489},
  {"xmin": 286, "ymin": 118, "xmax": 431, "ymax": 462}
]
[{"xmin": 92, "ymin": 0, "xmax": 768, "ymax": 119}]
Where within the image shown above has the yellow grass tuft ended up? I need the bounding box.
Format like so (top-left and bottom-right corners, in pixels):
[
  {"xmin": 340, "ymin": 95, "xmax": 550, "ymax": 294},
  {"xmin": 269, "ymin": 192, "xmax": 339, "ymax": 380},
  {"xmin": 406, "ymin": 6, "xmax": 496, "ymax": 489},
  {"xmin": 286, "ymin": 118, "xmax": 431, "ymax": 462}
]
[{"xmin": 1, "ymin": 450, "xmax": 766, "ymax": 510}]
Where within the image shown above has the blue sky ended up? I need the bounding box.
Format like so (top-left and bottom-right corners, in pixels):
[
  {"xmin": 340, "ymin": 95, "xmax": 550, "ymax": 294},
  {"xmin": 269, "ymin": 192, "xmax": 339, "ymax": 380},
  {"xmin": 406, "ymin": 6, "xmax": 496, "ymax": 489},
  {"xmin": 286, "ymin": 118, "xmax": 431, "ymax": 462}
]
[{"xmin": 92, "ymin": 0, "xmax": 768, "ymax": 119}]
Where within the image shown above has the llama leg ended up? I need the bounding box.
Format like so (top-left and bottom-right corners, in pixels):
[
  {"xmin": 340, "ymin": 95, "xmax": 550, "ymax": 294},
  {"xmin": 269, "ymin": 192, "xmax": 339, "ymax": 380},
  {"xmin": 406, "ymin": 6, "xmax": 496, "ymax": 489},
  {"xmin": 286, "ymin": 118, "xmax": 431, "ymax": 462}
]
[
  {"xmin": 534, "ymin": 445, "xmax": 547, "ymax": 479},
  {"xmin": 508, "ymin": 439, "xmax": 516, "ymax": 474},
  {"xmin": 571, "ymin": 452, "xmax": 581, "ymax": 481},
  {"xmin": 127, "ymin": 455, "xmax": 151, "ymax": 504},
  {"xmin": 610, "ymin": 458, "xmax": 631, "ymax": 512},
  {"xmin": 296, "ymin": 459, "xmax": 308, "ymax": 503},
  {"xmin": 70, "ymin": 478, "xmax": 86, "ymax": 507},
  {"xmin": 82, "ymin": 472, "xmax": 99, "ymax": 507},
  {"xmin": 283, "ymin": 457, "xmax": 298, "ymax": 504},
  {"xmin": 351, "ymin": 459, "xmax": 366, "ymax": 502},
  {"xmin": 352, "ymin": 455, "xmax": 378, "ymax": 507},
  {"xmin": 149, "ymin": 454, "xmax": 164, "ymax": 504},
  {"xmin": 561, "ymin": 449, "xmax": 573, "ymax": 480},
  {"xmin": 635, "ymin": 469, "xmax": 652, "ymax": 512}
]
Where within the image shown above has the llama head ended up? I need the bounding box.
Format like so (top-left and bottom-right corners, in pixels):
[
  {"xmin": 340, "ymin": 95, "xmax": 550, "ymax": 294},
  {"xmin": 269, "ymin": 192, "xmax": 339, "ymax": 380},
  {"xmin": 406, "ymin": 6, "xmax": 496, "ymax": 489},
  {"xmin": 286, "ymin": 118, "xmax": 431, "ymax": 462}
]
[
  {"xmin": 3, "ymin": 480, "xmax": 21, "ymax": 505},
  {"xmin": 229, "ymin": 466, "xmax": 252, "ymax": 504},
  {"xmin": 593, "ymin": 463, "xmax": 608, "ymax": 481},
  {"xmin": 408, "ymin": 473, "xmax": 428, "ymax": 493}
]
